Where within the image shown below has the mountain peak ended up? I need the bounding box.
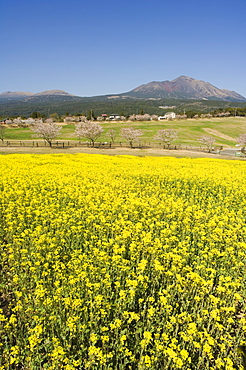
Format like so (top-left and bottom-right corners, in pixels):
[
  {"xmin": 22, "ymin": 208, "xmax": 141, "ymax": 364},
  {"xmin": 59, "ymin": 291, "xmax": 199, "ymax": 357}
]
[
  {"xmin": 34, "ymin": 89, "xmax": 74, "ymax": 96},
  {"xmin": 173, "ymin": 75, "xmax": 193, "ymax": 80},
  {"xmin": 127, "ymin": 76, "xmax": 246, "ymax": 101}
]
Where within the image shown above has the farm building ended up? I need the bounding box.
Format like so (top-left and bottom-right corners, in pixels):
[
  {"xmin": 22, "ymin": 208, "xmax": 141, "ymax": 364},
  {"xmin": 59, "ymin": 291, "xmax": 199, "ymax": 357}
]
[
  {"xmin": 158, "ymin": 112, "xmax": 176, "ymax": 120},
  {"xmin": 109, "ymin": 114, "xmax": 121, "ymax": 120}
]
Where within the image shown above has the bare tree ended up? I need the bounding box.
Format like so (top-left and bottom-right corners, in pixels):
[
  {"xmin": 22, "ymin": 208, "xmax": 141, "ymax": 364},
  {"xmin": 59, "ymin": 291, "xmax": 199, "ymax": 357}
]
[
  {"xmin": 154, "ymin": 129, "xmax": 178, "ymax": 149},
  {"xmin": 0, "ymin": 124, "xmax": 6, "ymax": 142},
  {"xmin": 121, "ymin": 127, "xmax": 143, "ymax": 148},
  {"xmin": 31, "ymin": 122, "xmax": 62, "ymax": 147},
  {"xmin": 198, "ymin": 135, "xmax": 215, "ymax": 152},
  {"xmin": 107, "ymin": 129, "xmax": 117, "ymax": 143},
  {"xmin": 75, "ymin": 121, "xmax": 103, "ymax": 146}
]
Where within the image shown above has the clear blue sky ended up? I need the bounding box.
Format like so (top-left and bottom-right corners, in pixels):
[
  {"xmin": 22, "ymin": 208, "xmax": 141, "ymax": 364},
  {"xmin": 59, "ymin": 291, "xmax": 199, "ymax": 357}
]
[{"xmin": 1, "ymin": 0, "xmax": 246, "ymax": 97}]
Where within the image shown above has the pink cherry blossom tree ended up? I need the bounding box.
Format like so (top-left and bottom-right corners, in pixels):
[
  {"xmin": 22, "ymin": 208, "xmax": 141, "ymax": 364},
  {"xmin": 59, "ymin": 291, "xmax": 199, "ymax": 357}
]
[
  {"xmin": 154, "ymin": 129, "xmax": 178, "ymax": 148},
  {"xmin": 237, "ymin": 134, "xmax": 246, "ymax": 152},
  {"xmin": 121, "ymin": 127, "xmax": 143, "ymax": 148},
  {"xmin": 31, "ymin": 122, "xmax": 62, "ymax": 147},
  {"xmin": 107, "ymin": 129, "xmax": 117, "ymax": 143},
  {"xmin": 198, "ymin": 135, "xmax": 215, "ymax": 152},
  {"xmin": 75, "ymin": 121, "xmax": 103, "ymax": 146},
  {"xmin": 0, "ymin": 124, "xmax": 6, "ymax": 142}
]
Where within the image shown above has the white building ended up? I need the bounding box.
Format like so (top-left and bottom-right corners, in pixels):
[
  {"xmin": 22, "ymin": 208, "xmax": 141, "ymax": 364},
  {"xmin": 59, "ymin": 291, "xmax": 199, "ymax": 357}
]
[
  {"xmin": 158, "ymin": 112, "xmax": 176, "ymax": 120},
  {"xmin": 109, "ymin": 114, "xmax": 121, "ymax": 120}
]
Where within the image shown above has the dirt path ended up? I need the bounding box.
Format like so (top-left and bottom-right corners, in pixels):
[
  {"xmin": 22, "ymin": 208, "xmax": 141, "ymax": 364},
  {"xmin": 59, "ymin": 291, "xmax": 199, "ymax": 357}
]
[
  {"xmin": 203, "ymin": 128, "xmax": 236, "ymax": 142},
  {"xmin": 0, "ymin": 145, "xmax": 244, "ymax": 160}
]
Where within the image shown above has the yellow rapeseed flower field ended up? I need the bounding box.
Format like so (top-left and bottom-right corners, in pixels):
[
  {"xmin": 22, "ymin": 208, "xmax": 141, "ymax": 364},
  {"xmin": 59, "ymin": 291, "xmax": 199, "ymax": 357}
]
[{"xmin": 0, "ymin": 154, "xmax": 245, "ymax": 369}]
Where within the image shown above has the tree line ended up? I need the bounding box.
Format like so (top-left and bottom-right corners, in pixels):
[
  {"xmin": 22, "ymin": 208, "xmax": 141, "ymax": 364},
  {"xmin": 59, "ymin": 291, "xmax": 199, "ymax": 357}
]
[{"xmin": 1, "ymin": 96, "xmax": 246, "ymax": 120}]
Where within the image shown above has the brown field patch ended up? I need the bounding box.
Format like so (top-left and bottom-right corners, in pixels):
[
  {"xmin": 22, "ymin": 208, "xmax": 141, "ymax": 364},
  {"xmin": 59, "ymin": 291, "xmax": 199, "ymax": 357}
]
[{"xmin": 203, "ymin": 128, "xmax": 237, "ymax": 141}]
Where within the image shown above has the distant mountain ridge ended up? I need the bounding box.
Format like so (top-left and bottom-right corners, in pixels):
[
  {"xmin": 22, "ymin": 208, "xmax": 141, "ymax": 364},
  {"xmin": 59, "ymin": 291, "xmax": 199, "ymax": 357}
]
[
  {"xmin": 0, "ymin": 77, "xmax": 245, "ymax": 102},
  {"xmin": 0, "ymin": 90, "xmax": 74, "ymax": 100},
  {"xmin": 125, "ymin": 76, "xmax": 246, "ymax": 101},
  {"xmin": 0, "ymin": 91, "xmax": 34, "ymax": 99}
]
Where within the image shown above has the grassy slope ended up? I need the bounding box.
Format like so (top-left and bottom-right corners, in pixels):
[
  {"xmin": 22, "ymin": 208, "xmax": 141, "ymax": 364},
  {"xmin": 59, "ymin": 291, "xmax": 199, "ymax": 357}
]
[{"xmin": 3, "ymin": 117, "xmax": 246, "ymax": 147}]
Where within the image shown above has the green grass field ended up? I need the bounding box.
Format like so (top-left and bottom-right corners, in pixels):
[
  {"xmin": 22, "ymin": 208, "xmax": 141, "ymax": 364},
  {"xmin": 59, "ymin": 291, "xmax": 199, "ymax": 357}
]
[{"xmin": 3, "ymin": 117, "xmax": 246, "ymax": 147}]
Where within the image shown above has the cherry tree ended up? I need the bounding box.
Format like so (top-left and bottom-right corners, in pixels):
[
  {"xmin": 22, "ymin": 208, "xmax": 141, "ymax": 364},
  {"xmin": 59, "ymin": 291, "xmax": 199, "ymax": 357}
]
[
  {"xmin": 121, "ymin": 127, "xmax": 143, "ymax": 148},
  {"xmin": 135, "ymin": 114, "xmax": 151, "ymax": 121},
  {"xmin": 198, "ymin": 135, "xmax": 215, "ymax": 152},
  {"xmin": 151, "ymin": 115, "xmax": 159, "ymax": 121},
  {"xmin": 154, "ymin": 129, "xmax": 178, "ymax": 148},
  {"xmin": 128, "ymin": 115, "xmax": 136, "ymax": 121},
  {"xmin": 237, "ymin": 134, "xmax": 246, "ymax": 152},
  {"xmin": 78, "ymin": 116, "xmax": 88, "ymax": 123},
  {"xmin": 31, "ymin": 122, "xmax": 61, "ymax": 147},
  {"xmin": 75, "ymin": 121, "xmax": 103, "ymax": 146},
  {"xmin": 128, "ymin": 114, "xmax": 151, "ymax": 121},
  {"xmin": 96, "ymin": 116, "xmax": 104, "ymax": 121},
  {"xmin": 0, "ymin": 124, "xmax": 6, "ymax": 142},
  {"xmin": 107, "ymin": 129, "xmax": 117, "ymax": 143}
]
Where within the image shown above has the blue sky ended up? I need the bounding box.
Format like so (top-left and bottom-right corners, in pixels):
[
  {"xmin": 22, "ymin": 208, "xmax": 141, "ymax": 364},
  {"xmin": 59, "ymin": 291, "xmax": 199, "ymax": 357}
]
[{"xmin": 1, "ymin": 0, "xmax": 246, "ymax": 97}]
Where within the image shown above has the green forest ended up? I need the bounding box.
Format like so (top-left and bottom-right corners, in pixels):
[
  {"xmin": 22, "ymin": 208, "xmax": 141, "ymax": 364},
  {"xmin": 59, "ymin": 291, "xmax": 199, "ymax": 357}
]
[{"xmin": 1, "ymin": 96, "xmax": 246, "ymax": 120}]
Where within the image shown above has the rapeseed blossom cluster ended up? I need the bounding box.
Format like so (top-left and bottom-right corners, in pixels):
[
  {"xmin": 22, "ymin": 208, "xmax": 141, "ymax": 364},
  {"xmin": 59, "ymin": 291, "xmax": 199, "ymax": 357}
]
[{"xmin": 0, "ymin": 153, "xmax": 245, "ymax": 369}]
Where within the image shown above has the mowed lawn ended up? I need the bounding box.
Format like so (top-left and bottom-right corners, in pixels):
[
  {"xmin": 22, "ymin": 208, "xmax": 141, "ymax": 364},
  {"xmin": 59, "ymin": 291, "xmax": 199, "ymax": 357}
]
[{"xmin": 3, "ymin": 117, "xmax": 246, "ymax": 147}]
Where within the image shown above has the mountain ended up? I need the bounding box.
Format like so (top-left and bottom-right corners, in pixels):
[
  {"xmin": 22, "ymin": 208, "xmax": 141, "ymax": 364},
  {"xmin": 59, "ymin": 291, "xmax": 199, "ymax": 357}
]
[
  {"xmin": 1, "ymin": 77, "xmax": 245, "ymax": 103},
  {"xmin": 34, "ymin": 90, "xmax": 75, "ymax": 97},
  {"xmin": 0, "ymin": 89, "xmax": 75, "ymax": 101},
  {"xmin": 0, "ymin": 91, "xmax": 34, "ymax": 100},
  {"xmin": 125, "ymin": 76, "xmax": 246, "ymax": 101},
  {"xmin": 0, "ymin": 77, "xmax": 245, "ymax": 119}
]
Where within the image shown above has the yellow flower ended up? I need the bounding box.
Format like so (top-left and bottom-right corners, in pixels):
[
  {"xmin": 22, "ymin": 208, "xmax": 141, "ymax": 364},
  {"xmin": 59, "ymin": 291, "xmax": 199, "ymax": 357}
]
[{"xmin": 180, "ymin": 349, "xmax": 189, "ymax": 360}]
